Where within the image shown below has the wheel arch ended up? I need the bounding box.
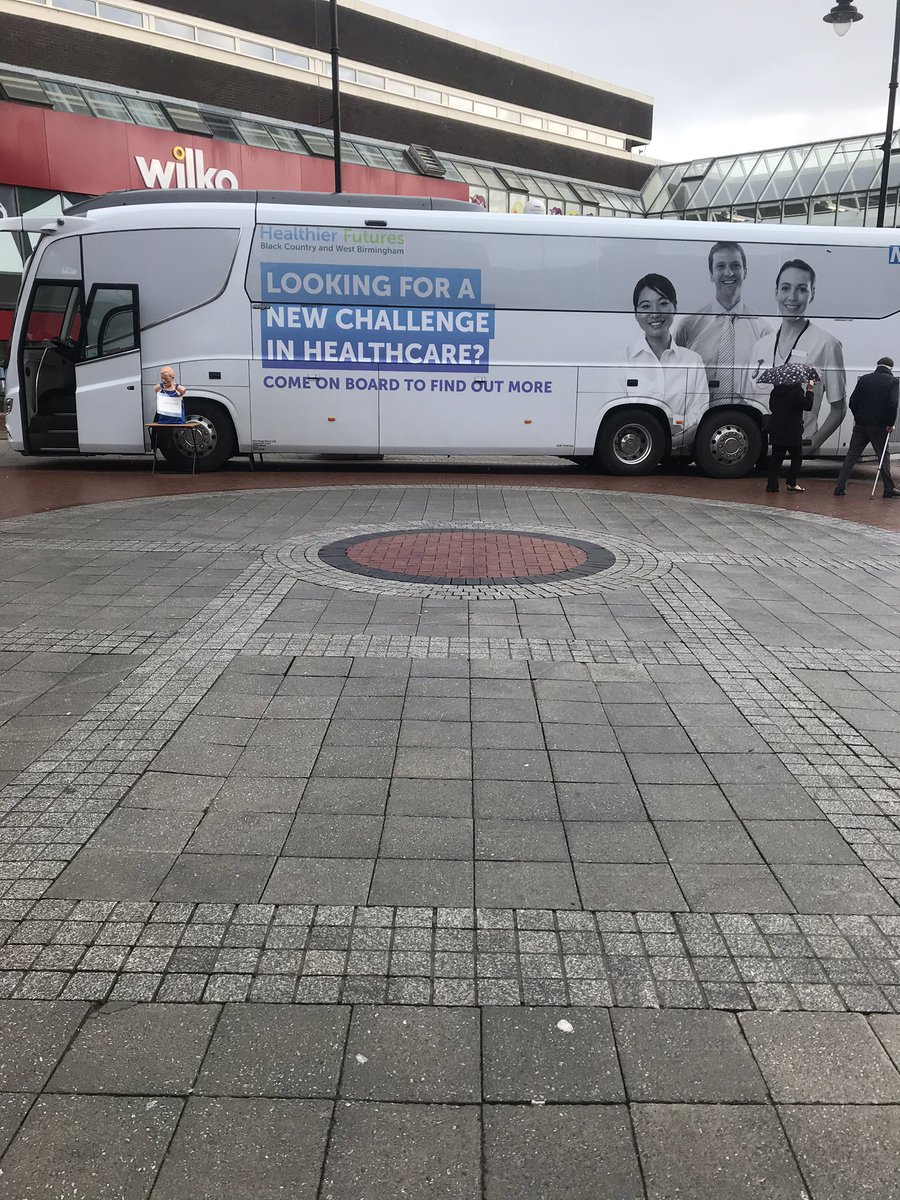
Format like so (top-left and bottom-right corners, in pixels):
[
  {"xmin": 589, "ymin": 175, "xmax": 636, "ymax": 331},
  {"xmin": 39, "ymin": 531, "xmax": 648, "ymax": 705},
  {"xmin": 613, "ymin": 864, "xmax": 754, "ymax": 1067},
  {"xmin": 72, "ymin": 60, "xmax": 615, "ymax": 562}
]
[
  {"xmin": 595, "ymin": 401, "xmax": 673, "ymax": 458},
  {"xmin": 696, "ymin": 402, "xmax": 765, "ymax": 435}
]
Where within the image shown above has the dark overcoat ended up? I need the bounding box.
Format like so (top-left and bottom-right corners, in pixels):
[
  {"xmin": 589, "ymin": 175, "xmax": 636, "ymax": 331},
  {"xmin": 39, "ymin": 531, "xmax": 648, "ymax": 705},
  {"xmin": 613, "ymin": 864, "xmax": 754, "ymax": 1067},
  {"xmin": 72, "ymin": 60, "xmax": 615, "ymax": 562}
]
[{"xmin": 768, "ymin": 383, "xmax": 813, "ymax": 447}]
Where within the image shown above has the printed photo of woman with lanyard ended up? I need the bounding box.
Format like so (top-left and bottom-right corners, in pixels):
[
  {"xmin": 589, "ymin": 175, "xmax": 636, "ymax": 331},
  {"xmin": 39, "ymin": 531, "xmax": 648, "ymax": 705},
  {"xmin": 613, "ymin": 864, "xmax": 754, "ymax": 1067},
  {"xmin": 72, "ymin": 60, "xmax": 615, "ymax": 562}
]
[{"xmin": 749, "ymin": 259, "xmax": 846, "ymax": 454}]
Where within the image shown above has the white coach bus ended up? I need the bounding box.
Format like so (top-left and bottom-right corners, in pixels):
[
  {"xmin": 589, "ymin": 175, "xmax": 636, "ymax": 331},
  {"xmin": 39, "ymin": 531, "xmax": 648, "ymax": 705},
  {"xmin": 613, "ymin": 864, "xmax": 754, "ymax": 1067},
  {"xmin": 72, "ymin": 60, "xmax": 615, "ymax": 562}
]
[{"xmin": 2, "ymin": 189, "xmax": 899, "ymax": 474}]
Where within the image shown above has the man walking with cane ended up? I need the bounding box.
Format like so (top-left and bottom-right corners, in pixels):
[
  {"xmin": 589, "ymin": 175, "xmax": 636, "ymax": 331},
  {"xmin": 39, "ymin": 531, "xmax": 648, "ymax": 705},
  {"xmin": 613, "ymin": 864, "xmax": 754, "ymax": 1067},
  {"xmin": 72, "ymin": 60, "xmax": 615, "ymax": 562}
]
[{"xmin": 834, "ymin": 357, "xmax": 900, "ymax": 498}]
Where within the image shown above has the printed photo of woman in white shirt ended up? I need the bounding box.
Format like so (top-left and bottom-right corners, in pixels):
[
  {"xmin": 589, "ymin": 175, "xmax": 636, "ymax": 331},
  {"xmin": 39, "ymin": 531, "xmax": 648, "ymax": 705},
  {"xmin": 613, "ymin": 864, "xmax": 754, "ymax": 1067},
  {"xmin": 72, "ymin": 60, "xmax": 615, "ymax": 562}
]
[
  {"xmin": 625, "ymin": 273, "xmax": 710, "ymax": 444},
  {"xmin": 749, "ymin": 259, "xmax": 846, "ymax": 453}
]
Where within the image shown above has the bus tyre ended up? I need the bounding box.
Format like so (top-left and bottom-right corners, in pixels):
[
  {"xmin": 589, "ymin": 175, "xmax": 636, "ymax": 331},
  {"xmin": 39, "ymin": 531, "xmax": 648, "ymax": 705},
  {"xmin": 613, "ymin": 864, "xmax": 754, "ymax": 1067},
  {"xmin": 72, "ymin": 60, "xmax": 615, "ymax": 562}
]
[
  {"xmin": 594, "ymin": 408, "xmax": 666, "ymax": 475},
  {"xmin": 159, "ymin": 399, "xmax": 236, "ymax": 472},
  {"xmin": 694, "ymin": 410, "xmax": 763, "ymax": 478}
]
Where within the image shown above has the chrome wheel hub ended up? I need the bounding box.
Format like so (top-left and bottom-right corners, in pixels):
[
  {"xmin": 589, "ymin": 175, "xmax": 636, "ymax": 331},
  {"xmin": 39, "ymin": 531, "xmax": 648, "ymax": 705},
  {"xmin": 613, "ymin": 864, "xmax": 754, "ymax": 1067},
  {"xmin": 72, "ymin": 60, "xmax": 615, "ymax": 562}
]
[
  {"xmin": 175, "ymin": 414, "xmax": 216, "ymax": 458},
  {"xmin": 614, "ymin": 423, "xmax": 653, "ymax": 466},
  {"xmin": 708, "ymin": 423, "xmax": 749, "ymax": 465}
]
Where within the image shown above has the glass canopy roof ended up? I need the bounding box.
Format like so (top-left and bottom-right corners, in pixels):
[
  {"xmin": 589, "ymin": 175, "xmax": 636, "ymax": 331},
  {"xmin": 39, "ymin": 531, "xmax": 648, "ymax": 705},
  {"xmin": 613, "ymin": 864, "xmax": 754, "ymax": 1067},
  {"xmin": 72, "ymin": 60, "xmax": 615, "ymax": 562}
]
[{"xmin": 641, "ymin": 131, "xmax": 900, "ymax": 226}]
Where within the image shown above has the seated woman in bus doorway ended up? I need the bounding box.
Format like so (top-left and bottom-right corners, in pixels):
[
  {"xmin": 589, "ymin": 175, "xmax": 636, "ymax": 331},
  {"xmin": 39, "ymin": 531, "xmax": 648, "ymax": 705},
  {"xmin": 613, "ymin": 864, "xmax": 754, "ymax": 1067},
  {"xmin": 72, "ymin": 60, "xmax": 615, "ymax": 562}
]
[
  {"xmin": 749, "ymin": 260, "xmax": 846, "ymax": 454},
  {"xmin": 625, "ymin": 274, "xmax": 709, "ymax": 444},
  {"xmin": 154, "ymin": 366, "xmax": 186, "ymax": 424}
]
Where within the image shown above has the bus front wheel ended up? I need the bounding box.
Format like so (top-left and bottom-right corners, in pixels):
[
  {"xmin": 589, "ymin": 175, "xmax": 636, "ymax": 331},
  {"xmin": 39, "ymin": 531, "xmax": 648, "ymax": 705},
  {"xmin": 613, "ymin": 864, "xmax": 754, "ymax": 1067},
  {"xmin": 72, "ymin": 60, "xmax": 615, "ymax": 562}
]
[
  {"xmin": 694, "ymin": 410, "xmax": 762, "ymax": 478},
  {"xmin": 594, "ymin": 408, "xmax": 666, "ymax": 475},
  {"xmin": 159, "ymin": 399, "xmax": 236, "ymax": 472}
]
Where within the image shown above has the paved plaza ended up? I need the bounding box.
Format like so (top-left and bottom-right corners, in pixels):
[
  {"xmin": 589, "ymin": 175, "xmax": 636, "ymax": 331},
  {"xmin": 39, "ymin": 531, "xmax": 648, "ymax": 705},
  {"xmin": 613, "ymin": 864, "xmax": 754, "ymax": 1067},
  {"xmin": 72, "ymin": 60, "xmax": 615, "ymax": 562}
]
[{"xmin": 1, "ymin": 479, "xmax": 900, "ymax": 1196}]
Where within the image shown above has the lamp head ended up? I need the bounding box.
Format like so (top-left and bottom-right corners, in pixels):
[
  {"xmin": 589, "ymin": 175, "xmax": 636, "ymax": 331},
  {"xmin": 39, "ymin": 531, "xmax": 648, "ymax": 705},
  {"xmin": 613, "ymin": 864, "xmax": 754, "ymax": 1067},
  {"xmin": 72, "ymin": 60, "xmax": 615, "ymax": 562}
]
[{"xmin": 823, "ymin": 1, "xmax": 863, "ymax": 36}]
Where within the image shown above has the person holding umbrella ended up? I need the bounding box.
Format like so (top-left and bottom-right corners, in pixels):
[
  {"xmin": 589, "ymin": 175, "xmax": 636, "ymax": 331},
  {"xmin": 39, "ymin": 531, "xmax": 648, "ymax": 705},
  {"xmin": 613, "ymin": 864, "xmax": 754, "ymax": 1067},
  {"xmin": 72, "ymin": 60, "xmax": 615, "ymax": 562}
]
[{"xmin": 760, "ymin": 361, "xmax": 819, "ymax": 493}]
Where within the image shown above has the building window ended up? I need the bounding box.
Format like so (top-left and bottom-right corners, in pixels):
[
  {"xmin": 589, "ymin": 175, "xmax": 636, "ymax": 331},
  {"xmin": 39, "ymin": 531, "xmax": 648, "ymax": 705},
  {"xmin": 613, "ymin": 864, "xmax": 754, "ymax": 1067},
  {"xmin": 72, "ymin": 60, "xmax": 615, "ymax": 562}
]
[
  {"xmin": 82, "ymin": 88, "xmax": 133, "ymax": 122},
  {"xmin": 42, "ymin": 81, "xmax": 92, "ymax": 115},
  {"xmin": 568, "ymin": 127, "xmax": 587, "ymax": 141},
  {"xmin": 355, "ymin": 144, "xmax": 391, "ymax": 169},
  {"xmin": 379, "ymin": 147, "xmax": 415, "ymax": 173},
  {"xmin": 357, "ymin": 71, "xmax": 385, "ymax": 90},
  {"xmin": 476, "ymin": 166, "xmax": 504, "ymax": 188},
  {"xmin": 52, "ymin": 0, "xmax": 95, "ymax": 13},
  {"xmin": 521, "ymin": 113, "xmax": 542, "ymax": 129},
  {"xmin": 267, "ymin": 126, "xmax": 307, "ymax": 154},
  {"xmin": 122, "ymin": 96, "xmax": 172, "ymax": 129},
  {"xmin": 497, "ymin": 108, "xmax": 521, "ymax": 124},
  {"xmin": 154, "ymin": 17, "xmax": 194, "ymax": 40},
  {"xmin": 448, "ymin": 95, "xmax": 474, "ymax": 112},
  {"xmin": 458, "ymin": 164, "xmax": 487, "ymax": 187},
  {"xmin": 234, "ymin": 120, "xmax": 277, "ymax": 149},
  {"xmin": 338, "ymin": 142, "xmax": 368, "ymax": 166},
  {"xmin": 301, "ymin": 132, "xmax": 335, "ymax": 158},
  {"xmin": 339, "ymin": 66, "xmax": 357, "ymax": 82},
  {"xmin": 0, "ymin": 73, "xmax": 51, "ymax": 106},
  {"xmin": 97, "ymin": 4, "xmax": 141, "ymax": 26},
  {"xmin": 387, "ymin": 79, "xmax": 415, "ymax": 97},
  {"xmin": 239, "ymin": 40, "xmax": 273, "ymax": 60},
  {"xmin": 496, "ymin": 169, "xmax": 526, "ymax": 191},
  {"xmin": 196, "ymin": 29, "xmax": 234, "ymax": 51},
  {"xmin": 546, "ymin": 119, "xmax": 566, "ymax": 135},
  {"xmin": 473, "ymin": 101, "xmax": 497, "ymax": 119},
  {"xmin": 202, "ymin": 112, "xmax": 242, "ymax": 142},
  {"xmin": 275, "ymin": 49, "xmax": 310, "ymax": 70},
  {"xmin": 415, "ymin": 85, "xmax": 441, "ymax": 104},
  {"xmin": 572, "ymin": 184, "xmax": 597, "ymax": 205},
  {"xmin": 161, "ymin": 103, "xmax": 211, "ymax": 137}
]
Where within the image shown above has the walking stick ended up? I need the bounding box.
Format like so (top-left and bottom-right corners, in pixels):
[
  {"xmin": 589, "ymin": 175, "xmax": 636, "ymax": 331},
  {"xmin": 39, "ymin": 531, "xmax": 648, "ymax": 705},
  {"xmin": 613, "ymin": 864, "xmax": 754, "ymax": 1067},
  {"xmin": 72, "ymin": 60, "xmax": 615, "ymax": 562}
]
[{"xmin": 871, "ymin": 431, "xmax": 892, "ymax": 497}]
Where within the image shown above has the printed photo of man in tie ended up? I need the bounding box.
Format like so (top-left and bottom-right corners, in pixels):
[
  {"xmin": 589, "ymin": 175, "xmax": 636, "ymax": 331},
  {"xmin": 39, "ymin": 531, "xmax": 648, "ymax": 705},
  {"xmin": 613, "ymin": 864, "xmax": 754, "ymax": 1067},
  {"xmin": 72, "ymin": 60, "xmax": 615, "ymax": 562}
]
[{"xmin": 675, "ymin": 241, "xmax": 773, "ymax": 406}]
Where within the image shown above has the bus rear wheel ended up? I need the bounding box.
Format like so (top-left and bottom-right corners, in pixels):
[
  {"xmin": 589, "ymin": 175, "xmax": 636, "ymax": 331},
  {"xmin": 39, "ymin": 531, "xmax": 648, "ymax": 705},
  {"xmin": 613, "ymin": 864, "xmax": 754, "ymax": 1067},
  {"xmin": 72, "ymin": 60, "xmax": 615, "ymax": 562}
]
[
  {"xmin": 694, "ymin": 410, "xmax": 762, "ymax": 478},
  {"xmin": 594, "ymin": 408, "xmax": 666, "ymax": 475},
  {"xmin": 159, "ymin": 399, "xmax": 236, "ymax": 472}
]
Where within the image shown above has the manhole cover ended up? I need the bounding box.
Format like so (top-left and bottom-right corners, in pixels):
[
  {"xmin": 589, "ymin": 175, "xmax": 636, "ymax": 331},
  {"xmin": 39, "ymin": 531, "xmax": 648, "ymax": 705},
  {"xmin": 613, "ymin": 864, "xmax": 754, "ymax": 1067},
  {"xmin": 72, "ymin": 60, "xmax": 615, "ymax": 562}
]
[{"xmin": 318, "ymin": 529, "xmax": 615, "ymax": 585}]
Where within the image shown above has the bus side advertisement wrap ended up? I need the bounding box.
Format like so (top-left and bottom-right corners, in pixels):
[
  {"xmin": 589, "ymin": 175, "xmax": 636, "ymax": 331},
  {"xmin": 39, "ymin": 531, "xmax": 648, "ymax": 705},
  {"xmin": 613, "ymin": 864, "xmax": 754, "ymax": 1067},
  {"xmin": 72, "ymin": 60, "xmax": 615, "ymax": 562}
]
[{"xmin": 256, "ymin": 230, "xmax": 496, "ymax": 373}]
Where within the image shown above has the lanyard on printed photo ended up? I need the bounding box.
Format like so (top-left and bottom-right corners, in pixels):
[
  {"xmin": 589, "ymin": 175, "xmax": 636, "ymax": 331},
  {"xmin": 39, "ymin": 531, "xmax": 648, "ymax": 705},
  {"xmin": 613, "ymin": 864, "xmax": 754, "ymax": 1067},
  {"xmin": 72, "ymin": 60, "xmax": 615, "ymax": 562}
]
[{"xmin": 774, "ymin": 320, "xmax": 810, "ymax": 366}]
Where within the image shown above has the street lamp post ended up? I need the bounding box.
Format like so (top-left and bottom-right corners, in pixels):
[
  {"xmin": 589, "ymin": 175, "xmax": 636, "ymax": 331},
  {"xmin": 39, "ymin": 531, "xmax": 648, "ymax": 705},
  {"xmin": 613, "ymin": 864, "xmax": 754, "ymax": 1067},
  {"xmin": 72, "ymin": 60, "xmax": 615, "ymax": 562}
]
[
  {"xmin": 329, "ymin": 0, "xmax": 343, "ymax": 193},
  {"xmin": 824, "ymin": 0, "xmax": 900, "ymax": 227}
]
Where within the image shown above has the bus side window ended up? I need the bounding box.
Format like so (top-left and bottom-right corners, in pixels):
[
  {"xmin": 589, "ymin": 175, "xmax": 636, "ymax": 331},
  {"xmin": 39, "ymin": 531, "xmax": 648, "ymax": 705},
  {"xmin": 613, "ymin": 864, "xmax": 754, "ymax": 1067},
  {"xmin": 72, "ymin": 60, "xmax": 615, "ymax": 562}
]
[{"xmin": 81, "ymin": 286, "xmax": 139, "ymax": 360}]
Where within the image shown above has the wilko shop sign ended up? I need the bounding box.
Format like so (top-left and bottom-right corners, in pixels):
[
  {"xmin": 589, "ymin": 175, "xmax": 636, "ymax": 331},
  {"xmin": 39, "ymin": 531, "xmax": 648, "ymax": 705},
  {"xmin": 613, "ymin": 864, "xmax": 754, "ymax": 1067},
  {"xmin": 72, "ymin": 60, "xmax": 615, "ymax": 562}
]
[{"xmin": 134, "ymin": 145, "xmax": 239, "ymax": 190}]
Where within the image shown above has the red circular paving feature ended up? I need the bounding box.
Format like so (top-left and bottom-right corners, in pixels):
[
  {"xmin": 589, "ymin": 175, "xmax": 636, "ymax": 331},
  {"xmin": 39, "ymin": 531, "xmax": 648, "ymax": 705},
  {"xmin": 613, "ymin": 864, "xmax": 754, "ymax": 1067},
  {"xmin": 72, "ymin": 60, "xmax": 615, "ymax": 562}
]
[{"xmin": 346, "ymin": 531, "xmax": 589, "ymax": 579}]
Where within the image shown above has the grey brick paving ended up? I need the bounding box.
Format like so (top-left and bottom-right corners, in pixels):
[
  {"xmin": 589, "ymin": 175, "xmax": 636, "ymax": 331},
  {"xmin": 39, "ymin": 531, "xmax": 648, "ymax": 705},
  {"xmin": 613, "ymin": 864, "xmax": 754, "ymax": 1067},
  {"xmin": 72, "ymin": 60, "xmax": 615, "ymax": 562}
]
[
  {"xmin": 0, "ymin": 999, "xmax": 896, "ymax": 1197},
  {"xmin": 2, "ymin": 484, "xmax": 900, "ymax": 1035}
]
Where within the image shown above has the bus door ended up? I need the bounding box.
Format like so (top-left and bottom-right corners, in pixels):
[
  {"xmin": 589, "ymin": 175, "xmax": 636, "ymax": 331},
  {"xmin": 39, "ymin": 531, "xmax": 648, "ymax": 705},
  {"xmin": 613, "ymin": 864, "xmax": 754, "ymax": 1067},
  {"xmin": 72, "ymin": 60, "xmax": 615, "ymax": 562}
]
[
  {"xmin": 75, "ymin": 284, "xmax": 144, "ymax": 453},
  {"xmin": 19, "ymin": 281, "xmax": 82, "ymax": 452}
]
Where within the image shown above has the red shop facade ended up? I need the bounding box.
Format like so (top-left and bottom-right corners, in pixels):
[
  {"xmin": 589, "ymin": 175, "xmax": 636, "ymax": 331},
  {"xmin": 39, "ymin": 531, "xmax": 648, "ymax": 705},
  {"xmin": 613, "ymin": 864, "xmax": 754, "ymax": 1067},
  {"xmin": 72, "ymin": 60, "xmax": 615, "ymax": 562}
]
[{"xmin": 0, "ymin": 99, "xmax": 469, "ymax": 349}]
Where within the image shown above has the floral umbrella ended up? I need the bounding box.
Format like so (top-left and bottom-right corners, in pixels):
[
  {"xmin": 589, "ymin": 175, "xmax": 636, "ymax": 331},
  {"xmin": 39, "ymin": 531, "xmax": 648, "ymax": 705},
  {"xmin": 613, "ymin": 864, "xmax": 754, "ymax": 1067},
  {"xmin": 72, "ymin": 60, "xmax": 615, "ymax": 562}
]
[{"xmin": 757, "ymin": 362, "xmax": 821, "ymax": 388}]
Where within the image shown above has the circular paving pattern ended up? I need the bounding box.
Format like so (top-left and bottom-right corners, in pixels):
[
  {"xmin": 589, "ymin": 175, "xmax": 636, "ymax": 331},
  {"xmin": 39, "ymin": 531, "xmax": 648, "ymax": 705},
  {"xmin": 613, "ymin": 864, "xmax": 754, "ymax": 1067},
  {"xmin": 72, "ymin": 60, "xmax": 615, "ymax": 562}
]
[
  {"xmin": 264, "ymin": 520, "xmax": 671, "ymax": 598},
  {"xmin": 319, "ymin": 529, "xmax": 613, "ymax": 585}
]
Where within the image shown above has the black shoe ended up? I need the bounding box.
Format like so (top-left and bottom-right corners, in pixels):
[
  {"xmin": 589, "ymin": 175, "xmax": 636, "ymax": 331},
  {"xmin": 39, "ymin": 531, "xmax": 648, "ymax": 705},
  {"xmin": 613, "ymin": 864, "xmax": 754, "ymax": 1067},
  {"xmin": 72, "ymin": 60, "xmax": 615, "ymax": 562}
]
[
  {"xmin": 833, "ymin": 487, "xmax": 846, "ymax": 496},
  {"xmin": 883, "ymin": 491, "xmax": 900, "ymax": 498},
  {"xmin": 765, "ymin": 485, "xmax": 779, "ymax": 493}
]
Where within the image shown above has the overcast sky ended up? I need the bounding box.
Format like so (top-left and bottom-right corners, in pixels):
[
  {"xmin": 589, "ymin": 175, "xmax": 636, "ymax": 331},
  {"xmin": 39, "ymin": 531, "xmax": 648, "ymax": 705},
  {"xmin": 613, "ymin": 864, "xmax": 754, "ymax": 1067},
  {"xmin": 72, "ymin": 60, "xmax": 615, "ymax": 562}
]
[{"xmin": 369, "ymin": 0, "xmax": 891, "ymax": 163}]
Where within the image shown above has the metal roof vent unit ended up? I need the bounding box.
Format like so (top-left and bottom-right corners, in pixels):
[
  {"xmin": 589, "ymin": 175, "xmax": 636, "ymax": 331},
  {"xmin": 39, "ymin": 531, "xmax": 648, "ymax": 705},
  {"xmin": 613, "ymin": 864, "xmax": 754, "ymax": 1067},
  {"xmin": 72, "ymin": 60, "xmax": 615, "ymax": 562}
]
[{"xmin": 405, "ymin": 145, "xmax": 447, "ymax": 178}]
